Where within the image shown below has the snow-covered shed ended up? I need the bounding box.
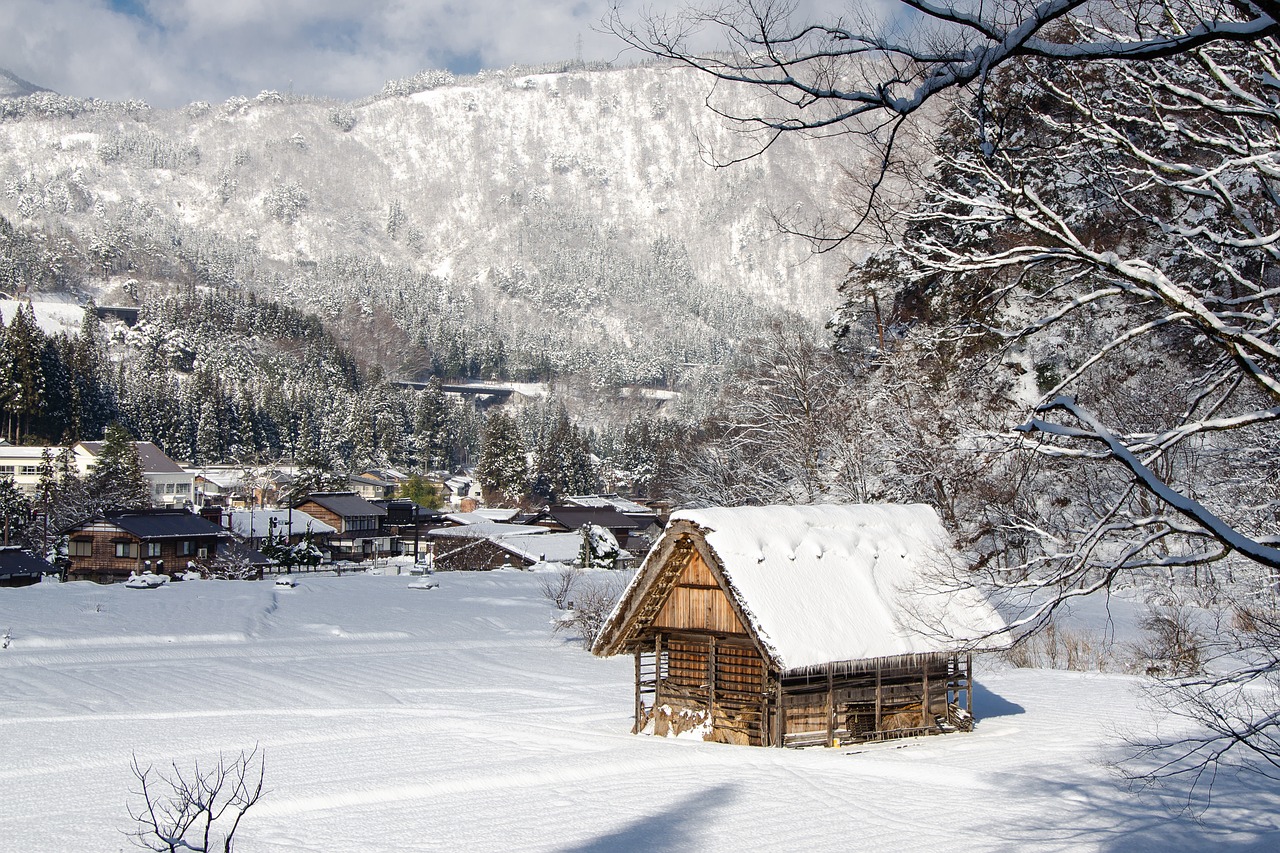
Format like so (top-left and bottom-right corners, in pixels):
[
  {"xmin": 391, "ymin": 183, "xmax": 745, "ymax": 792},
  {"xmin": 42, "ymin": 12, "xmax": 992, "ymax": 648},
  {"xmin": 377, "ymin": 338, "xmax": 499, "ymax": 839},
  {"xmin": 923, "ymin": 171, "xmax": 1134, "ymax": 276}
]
[{"xmin": 592, "ymin": 504, "xmax": 1005, "ymax": 747}]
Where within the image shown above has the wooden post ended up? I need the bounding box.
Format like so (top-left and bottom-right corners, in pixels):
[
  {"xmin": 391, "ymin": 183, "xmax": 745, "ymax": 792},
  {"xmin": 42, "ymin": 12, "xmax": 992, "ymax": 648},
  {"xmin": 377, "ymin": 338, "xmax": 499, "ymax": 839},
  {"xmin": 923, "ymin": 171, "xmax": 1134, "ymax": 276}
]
[
  {"xmin": 827, "ymin": 667, "xmax": 837, "ymax": 744},
  {"xmin": 654, "ymin": 634, "xmax": 663, "ymax": 709},
  {"xmin": 921, "ymin": 661, "xmax": 931, "ymax": 728},
  {"xmin": 707, "ymin": 635, "xmax": 717, "ymax": 714},
  {"xmin": 634, "ymin": 650, "xmax": 643, "ymax": 732},
  {"xmin": 874, "ymin": 663, "xmax": 882, "ymax": 733},
  {"xmin": 965, "ymin": 653, "xmax": 973, "ymax": 715},
  {"xmin": 773, "ymin": 678, "xmax": 785, "ymax": 747}
]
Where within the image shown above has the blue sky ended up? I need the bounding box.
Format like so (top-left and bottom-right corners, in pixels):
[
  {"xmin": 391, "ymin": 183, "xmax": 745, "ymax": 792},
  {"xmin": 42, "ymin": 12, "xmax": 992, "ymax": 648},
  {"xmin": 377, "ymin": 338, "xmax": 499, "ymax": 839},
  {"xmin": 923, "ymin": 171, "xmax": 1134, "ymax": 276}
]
[{"xmin": 0, "ymin": 1, "xmax": 860, "ymax": 108}]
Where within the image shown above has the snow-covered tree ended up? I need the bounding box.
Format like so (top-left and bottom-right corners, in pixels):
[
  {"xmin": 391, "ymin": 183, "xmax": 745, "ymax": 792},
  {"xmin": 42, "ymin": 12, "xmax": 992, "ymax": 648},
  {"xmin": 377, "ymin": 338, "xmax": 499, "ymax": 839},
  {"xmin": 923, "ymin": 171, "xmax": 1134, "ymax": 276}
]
[
  {"xmin": 88, "ymin": 423, "xmax": 151, "ymax": 511},
  {"xmin": 475, "ymin": 410, "xmax": 527, "ymax": 504}
]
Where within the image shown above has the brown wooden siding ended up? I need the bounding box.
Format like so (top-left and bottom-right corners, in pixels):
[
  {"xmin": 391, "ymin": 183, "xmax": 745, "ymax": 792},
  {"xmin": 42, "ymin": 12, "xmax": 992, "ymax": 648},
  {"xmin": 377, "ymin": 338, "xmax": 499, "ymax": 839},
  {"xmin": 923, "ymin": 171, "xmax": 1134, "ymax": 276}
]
[
  {"xmin": 295, "ymin": 501, "xmax": 343, "ymax": 532},
  {"xmin": 652, "ymin": 550, "xmax": 746, "ymax": 636},
  {"xmin": 65, "ymin": 522, "xmax": 223, "ymax": 584}
]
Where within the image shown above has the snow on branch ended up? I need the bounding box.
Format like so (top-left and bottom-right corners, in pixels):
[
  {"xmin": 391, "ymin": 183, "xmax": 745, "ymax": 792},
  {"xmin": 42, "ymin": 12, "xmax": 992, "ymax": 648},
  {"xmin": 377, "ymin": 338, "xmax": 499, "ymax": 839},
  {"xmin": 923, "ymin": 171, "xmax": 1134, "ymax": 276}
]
[{"xmin": 1018, "ymin": 397, "xmax": 1280, "ymax": 569}]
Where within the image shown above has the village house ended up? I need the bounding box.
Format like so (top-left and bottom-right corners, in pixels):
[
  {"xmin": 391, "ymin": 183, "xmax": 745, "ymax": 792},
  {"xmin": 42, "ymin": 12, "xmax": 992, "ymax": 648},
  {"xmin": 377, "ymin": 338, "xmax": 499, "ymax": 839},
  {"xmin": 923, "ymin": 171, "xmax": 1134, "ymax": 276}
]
[
  {"xmin": 0, "ymin": 546, "xmax": 47, "ymax": 587},
  {"xmin": 529, "ymin": 505, "xmax": 651, "ymax": 553},
  {"xmin": 63, "ymin": 508, "xmax": 234, "ymax": 583},
  {"xmin": 426, "ymin": 520, "xmax": 586, "ymax": 571},
  {"xmin": 592, "ymin": 504, "xmax": 1005, "ymax": 747},
  {"xmin": 217, "ymin": 507, "xmax": 337, "ymax": 550},
  {"xmin": 374, "ymin": 499, "xmax": 444, "ymax": 560},
  {"xmin": 73, "ymin": 441, "xmax": 195, "ymax": 508},
  {"xmin": 0, "ymin": 443, "xmax": 55, "ymax": 496},
  {"xmin": 291, "ymin": 492, "xmax": 394, "ymax": 560}
]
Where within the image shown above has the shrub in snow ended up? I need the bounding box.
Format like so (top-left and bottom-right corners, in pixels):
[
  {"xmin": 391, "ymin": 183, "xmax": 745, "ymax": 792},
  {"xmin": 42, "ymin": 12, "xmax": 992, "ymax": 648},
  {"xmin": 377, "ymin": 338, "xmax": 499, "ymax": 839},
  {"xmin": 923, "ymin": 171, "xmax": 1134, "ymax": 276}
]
[
  {"xmin": 538, "ymin": 565, "xmax": 579, "ymax": 610},
  {"xmin": 126, "ymin": 747, "xmax": 264, "ymax": 853},
  {"xmin": 553, "ymin": 572, "xmax": 627, "ymax": 650}
]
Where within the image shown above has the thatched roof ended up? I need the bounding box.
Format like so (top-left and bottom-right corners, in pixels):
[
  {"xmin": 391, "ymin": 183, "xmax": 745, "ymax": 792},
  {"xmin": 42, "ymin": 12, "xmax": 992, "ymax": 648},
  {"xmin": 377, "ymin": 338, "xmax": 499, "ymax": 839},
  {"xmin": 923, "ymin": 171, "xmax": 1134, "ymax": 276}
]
[{"xmin": 594, "ymin": 504, "xmax": 1005, "ymax": 672}]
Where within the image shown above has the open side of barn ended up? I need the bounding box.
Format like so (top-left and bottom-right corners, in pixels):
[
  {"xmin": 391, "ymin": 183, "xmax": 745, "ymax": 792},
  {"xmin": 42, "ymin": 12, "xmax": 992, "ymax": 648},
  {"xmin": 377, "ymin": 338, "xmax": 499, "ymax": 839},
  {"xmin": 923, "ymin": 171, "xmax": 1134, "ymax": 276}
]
[{"xmin": 594, "ymin": 506, "xmax": 1001, "ymax": 747}]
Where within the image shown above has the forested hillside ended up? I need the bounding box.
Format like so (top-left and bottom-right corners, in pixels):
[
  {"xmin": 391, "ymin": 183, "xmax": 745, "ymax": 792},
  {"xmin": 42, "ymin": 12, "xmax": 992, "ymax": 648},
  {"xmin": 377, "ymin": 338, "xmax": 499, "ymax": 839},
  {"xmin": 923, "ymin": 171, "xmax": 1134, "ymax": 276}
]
[{"xmin": 0, "ymin": 62, "xmax": 862, "ymax": 388}]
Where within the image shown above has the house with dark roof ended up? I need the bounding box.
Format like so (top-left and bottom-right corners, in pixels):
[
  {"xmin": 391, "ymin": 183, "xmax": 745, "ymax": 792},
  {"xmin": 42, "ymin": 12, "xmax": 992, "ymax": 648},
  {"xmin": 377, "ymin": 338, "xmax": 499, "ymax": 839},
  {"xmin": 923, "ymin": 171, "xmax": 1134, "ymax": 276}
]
[
  {"xmin": 532, "ymin": 505, "xmax": 660, "ymax": 554},
  {"xmin": 62, "ymin": 508, "xmax": 234, "ymax": 583},
  {"xmin": 0, "ymin": 547, "xmax": 48, "ymax": 587},
  {"xmin": 73, "ymin": 441, "xmax": 195, "ymax": 507},
  {"xmin": 292, "ymin": 492, "xmax": 395, "ymax": 560}
]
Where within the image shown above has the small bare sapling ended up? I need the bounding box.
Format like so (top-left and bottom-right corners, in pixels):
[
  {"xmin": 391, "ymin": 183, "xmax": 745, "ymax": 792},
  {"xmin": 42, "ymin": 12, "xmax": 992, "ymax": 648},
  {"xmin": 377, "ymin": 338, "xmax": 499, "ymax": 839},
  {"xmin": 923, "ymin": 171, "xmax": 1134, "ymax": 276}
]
[{"xmin": 126, "ymin": 746, "xmax": 265, "ymax": 853}]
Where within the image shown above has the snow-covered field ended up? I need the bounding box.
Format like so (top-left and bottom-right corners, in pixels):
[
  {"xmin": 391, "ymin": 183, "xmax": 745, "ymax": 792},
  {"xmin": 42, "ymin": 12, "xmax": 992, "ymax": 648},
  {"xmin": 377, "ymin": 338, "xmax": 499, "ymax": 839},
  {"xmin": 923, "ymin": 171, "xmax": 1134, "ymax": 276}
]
[{"xmin": 2, "ymin": 572, "xmax": 1278, "ymax": 852}]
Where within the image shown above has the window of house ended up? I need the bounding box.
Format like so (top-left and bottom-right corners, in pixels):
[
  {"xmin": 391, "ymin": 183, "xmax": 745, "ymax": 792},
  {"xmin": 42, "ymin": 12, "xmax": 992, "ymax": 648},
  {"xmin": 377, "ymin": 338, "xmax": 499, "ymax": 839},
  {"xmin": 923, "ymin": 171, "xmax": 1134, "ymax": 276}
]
[
  {"xmin": 68, "ymin": 539, "xmax": 92, "ymax": 557},
  {"xmin": 165, "ymin": 483, "xmax": 176, "ymax": 494},
  {"xmin": 18, "ymin": 465, "xmax": 37, "ymax": 476},
  {"xmin": 154, "ymin": 484, "xmax": 165, "ymax": 495},
  {"xmin": 178, "ymin": 540, "xmax": 194, "ymax": 556},
  {"xmin": 114, "ymin": 541, "xmax": 137, "ymax": 559},
  {"xmin": 176, "ymin": 483, "xmax": 190, "ymax": 495},
  {"xmin": 0, "ymin": 466, "xmax": 13, "ymax": 475},
  {"xmin": 145, "ymin": 542, "xmax": 162, "ymax": 557}
]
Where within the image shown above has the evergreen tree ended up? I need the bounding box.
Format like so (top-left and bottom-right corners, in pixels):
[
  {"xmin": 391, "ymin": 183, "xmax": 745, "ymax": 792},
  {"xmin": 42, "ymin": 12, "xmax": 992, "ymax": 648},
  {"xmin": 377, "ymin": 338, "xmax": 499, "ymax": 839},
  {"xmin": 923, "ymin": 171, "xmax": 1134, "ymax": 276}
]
[
  {"xmin": 412, "ymin": 379, "xmax": 449, "ymax": 469},
  {"xmin": 0, "ymin": 475, "xmax": 32, "ymax": 546},
  {"xmin": 88, "ymin": 423, "xmax": 151, "ymax": 510},
  {"xmin": 5, "ymin": 303, "xmax": 46, "ymax": 442},
  {"xmin": 531, "ymin": 408, "xmax": 599, "ymax": 502},
  {"xmin": 475, "ymin": 410, "xmax": 527, "ymax": 504},
  {"xmin": 399, "ymin": 473, "xmax": 443, "ymax": 509}
]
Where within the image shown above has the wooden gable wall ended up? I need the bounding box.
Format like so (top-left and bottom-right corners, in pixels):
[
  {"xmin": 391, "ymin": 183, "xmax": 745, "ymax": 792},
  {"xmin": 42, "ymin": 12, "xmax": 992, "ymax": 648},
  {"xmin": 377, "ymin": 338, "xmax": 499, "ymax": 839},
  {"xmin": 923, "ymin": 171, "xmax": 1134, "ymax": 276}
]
[{"xmin": 651, "ymin": 547, "xmax": 747, "ymax": 637}]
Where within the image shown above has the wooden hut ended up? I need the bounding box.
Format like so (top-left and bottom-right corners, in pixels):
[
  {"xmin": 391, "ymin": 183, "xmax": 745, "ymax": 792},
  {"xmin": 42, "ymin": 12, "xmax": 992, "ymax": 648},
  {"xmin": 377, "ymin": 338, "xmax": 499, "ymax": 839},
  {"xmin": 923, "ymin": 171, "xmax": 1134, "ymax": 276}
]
[{"xmin": 592, "ymin": 505, "xmax": 1005, "ymax": 747}]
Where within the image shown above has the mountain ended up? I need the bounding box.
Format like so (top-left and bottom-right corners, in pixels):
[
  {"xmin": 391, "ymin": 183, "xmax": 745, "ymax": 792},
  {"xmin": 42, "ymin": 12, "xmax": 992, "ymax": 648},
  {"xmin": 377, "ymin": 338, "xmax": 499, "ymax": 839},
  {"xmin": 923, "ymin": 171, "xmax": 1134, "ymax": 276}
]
[
  {"xmin": 0, "ymin": 68, "xmax": 50, "ymax": 99},
  {"xmin": 0, "ymin": 62, "xmax": 871, "ymax": 389}
]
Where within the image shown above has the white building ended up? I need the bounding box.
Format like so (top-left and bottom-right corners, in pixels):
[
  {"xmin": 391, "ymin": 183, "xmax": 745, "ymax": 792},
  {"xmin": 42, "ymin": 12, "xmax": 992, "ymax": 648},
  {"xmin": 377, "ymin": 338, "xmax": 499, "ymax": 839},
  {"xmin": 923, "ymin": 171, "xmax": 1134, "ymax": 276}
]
[
  {"xmin": 0, "ymin": 444, "xmax": 58, "ymax": 496},
  {"xmin": 73, "ymin": 441, "xmax": 195, "ymax": 507}
]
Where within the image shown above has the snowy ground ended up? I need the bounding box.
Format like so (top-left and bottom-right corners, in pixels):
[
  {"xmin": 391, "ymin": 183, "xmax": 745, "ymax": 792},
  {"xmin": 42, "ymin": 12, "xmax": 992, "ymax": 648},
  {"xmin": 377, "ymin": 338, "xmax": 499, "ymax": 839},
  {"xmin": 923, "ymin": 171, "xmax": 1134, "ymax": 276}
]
[{"xmin": 2, "ymin": 572, "xmax": 1278, "ymax": 852}]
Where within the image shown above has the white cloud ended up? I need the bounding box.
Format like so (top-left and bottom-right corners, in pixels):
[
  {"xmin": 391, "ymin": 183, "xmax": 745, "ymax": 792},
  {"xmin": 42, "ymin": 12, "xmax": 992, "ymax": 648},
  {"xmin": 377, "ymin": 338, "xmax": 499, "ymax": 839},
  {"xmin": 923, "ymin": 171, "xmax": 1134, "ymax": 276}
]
[{"xmin": 0, "ymin": 1, "xmax": 865, "ymax": 107}]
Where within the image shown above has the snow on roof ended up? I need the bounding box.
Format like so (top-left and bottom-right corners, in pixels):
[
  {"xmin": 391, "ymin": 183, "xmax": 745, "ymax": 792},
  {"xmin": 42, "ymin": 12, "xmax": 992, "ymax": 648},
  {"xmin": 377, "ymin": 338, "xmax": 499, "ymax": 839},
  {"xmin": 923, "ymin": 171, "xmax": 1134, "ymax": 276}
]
[
  {"xmin": 607, "ymin": 504, "xmax": 1005, "ymax": 671},
  {"xmin": 225, "ymin": 509, "xmax": 337, "ymax": 538},
  {"xmin": 496, "ymin": 532, "xmax": 583, "ymax": 564},
  {"xmin": 565, "ymin": 494, "xmax": 656, "ymax": 516},
  {"xmin": 445, "ymin": 509, "xmax": 518, "ymax": 525},
  {"xmin": 0, "ymin": 445, "xmax": 59, "ymax": 460},
  {"xmin": 429, "ymin": 522, "xmax": 547, "ymax": 540}
]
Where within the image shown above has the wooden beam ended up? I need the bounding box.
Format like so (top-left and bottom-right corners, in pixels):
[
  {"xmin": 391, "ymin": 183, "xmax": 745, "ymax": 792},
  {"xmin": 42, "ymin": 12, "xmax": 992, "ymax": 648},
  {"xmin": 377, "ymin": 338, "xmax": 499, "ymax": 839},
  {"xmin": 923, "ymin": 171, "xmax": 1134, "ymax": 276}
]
[
  {"xmin": 774, "ymin": 678, "xmax": 785, "ymax": 747},
  {"xmin": 708, "ymin": 635, "xmax": 717, "ymax": 713},
  {"xmin": 654, "ymin": 634, "xmax": 663, "ymax": 709},
  {"xmin": 921, "ymin": 663, "xmax": 930, "ymax": 728},
  {"xmin": 874, "ymin": 663, "xmax": 883, "ymax": 732},
  {"xmin": 634, "ymin": 649, "xmax": 643, "ymax": 732},
  {"xmin": 825, "ymin": 666, "xmax": 835, "ymax": 747},
  {"xmin": 966, "ymin": 652, "xmax": 973, "ymax": 715}
]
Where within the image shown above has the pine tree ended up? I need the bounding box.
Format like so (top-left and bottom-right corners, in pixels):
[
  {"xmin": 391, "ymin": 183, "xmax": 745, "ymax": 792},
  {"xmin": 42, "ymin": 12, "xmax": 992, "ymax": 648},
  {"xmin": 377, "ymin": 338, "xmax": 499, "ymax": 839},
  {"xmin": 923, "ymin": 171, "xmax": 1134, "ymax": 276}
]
[
  {"xmin": 89, "ymin": 423, "xmax": 151, "ymax": 511},
  {"xmin": 5, "ymin": 303, "xmax": 46, "ymax": 442},
  {"xmin": 475, "ymin": 410, "xmax": 527, "ymax": 504},
  {"xmin": 0, "ymin": 475, "xmax": 32, "ymax": 546},
  {"xmin": 412, "ymin": 379, "xmax": 449, "ymax": 470}
]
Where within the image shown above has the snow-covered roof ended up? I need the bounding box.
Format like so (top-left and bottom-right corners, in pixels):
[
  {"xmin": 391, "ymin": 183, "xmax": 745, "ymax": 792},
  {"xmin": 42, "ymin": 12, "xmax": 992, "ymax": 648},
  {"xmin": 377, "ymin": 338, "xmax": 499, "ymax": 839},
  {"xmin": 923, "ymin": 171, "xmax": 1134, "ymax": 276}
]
[
  {"xmin": 564, "ymin": 495, "xmax": 654, "ymax": 515},
  {"xmin": 429, "ymin": 522, "xmax": 547, "ymax": 540},
  {"xmin": 598, "ymin": 504, "xmax": 1005, "ymax": 672},
  {"xmin": 225, "ymin": 509, "xmax": 337, "ymax": 539},
  {"xmin": 495, "ymin": 532, "xmax": 583, "ymax": 564},
  {"xmin": 445, "ymin": 509, "xmax": 519, "ymax": 525}
]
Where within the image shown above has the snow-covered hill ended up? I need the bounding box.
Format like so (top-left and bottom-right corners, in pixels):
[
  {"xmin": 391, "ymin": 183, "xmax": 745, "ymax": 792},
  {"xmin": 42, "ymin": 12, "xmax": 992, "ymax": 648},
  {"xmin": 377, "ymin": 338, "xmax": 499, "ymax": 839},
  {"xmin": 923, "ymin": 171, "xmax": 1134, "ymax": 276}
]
[
  {"xmin": 0, "ymin": 63, "xmax": 874, "ymax": 385},
  {"xmin": 0, "ymin": 68, "xmax": 49, "ymax": 99}
]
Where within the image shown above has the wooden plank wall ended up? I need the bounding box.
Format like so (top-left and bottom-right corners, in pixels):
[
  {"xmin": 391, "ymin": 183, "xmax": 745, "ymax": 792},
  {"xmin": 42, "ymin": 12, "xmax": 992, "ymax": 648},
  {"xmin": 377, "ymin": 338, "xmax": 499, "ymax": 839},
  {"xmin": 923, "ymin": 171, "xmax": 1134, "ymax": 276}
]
[{"xmin": 651, "ymin": 550, "xmax": 746, "ymax": 636}]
